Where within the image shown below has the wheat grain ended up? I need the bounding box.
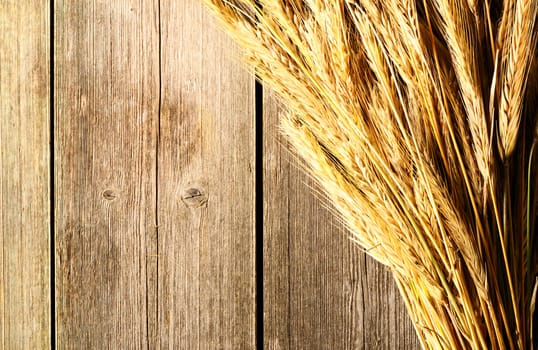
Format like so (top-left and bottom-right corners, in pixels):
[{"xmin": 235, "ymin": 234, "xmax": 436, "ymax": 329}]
[{"xmin": 204, "ymin": 1, "xmax": 538, "ymax": 348}]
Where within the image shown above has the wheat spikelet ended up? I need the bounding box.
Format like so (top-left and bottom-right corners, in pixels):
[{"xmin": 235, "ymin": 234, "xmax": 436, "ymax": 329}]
[
  {"xmin": 205, "ymin": 1, "xmax": 538, "ymax": 348},
  {"xmin": 498, "ymin": 0, "xmax": 538, "ymax": 159}
]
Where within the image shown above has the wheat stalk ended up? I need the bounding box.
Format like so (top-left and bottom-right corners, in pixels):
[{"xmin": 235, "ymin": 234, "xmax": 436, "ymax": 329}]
[{"xmin": 204, "ymin": 1, "xmax": 538, "ymax": 348}]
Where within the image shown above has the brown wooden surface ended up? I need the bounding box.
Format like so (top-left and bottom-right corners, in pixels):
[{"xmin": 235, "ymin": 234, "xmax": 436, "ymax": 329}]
[
  {"xmin": 54, "ymin": 0, "xmax": 255, "ymax": 348},
  {"xmin": 54, "ymin": 0, "xmax": 159, "ymax": 347},
  {"xmin": 156, "ymin": 0, "xmax": 256, "ymax": 348},
  {"xmin": 0, "ymin": 1, "xmax": 51, "ymax": 348},
  {"xmin": 1, "ymin": 1, "xmax": 421, "ymax": 349},
  {"xmin": 263, "ymin": 90, "xmax": 420, "ymax": 349}
]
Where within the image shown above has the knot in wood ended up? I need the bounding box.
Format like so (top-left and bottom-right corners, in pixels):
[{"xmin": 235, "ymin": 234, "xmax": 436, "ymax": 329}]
[
  {"xmin": 102, "ymin": 189, "xmax": 118, "ymax": 201},
  {"xmin": 181, "ymin": 187, "xmax": 208, "ymax": 208}
]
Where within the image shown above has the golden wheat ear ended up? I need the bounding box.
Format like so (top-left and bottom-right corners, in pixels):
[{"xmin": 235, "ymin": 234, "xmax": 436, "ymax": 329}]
[{"xmin": 204, "ymin": 0, "xmax": 538, "ymax": 348}]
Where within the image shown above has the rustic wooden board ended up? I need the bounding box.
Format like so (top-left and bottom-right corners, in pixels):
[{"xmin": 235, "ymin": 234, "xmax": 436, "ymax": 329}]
[
  {"xmin": 54, "ymin": 0, "xmax": 159, "ymax": 347},
  {"xmin": 156, "ymin": 0, "xmax": 256, "ymax": 348},
  {"xmin": 0, "ymin": 2, "xmax": 50, "ymax": 348},
  {"xmin": 263, "ymin": 90, "xmax": 420, "ymax": 349},
  {"xmin": 54, "ymin": 0, "xmax": 255, "ymax": 348},
  {"xmin": 0, "ymin": 0, "xmax": 425, "ymax": 347}
]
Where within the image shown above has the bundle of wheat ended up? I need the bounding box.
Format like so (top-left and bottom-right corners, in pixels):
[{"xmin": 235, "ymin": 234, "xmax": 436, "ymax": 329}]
[{"xmin": 204, "ymin": 1, "xmax": 538, "ymax": 348}]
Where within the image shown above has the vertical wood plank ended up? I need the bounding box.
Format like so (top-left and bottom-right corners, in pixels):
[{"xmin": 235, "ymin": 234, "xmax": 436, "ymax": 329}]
[
  {"xmin": 54, "ymin": 1, "xmax": 159, "ymax": 347},
  {"xmin": 0, "ymin": 2, "xmax": 50, "ymax": 348},
  {"xmin": 263, "ymin": 90, "xmax": 420, "ymax": 349},
  {"xmin": 263, "ymin": 90, "xmax": 290, "ymax": 349},
  {"xmin": 156, "ymin": 0, "xmax": 256, "ymax": 348}
]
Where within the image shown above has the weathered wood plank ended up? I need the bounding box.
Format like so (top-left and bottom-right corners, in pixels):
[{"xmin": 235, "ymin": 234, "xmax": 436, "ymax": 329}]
[
  {"xmin": 156, "ymin": 0, "xmax": 256, "ymax": 348},
  {"xmin": 263, "ymin": 90, "xmax": 290, "ymax": 350},
  {"xmin": 356, "ymin": 255, "xmax": 420, "ymax": 348},
  {"xmin": 263, "ymin": 90, "xmax": 420, "ymax": 349},
  {"xmin": 0, "ymin": 2, "xmax": 50, "ymax": 348},
  {"xmin": 54, "ymin": 1, "xmax": 159, "ymax": 347}
]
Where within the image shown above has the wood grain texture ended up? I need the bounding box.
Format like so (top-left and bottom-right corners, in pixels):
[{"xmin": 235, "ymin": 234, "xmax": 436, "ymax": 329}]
[
  {"xmin": 156, "ymin": 0, "xmax": 256, "ymax": 348},
  {"xmin": 54, "ymin": 1, "xmax": 255, "ymax": 348},
  {"xmin": 0, "ymin": 1, "xmax": 50, "ymax": 348},
  {"xmin": 263, "ymin": 90, "xmax": 420, "ymax": 349},
  {"xmin": 54, "ymin": 0, "xmax": 159, "ymax": 347},
  {"xmin": 26, "ymin": 0, "xmax": 423, "ymax": 347}
]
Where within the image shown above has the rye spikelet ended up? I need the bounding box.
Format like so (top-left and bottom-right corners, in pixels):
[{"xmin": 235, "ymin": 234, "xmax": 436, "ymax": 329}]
[{"xmin": 204, "ymin": 1, "xmax": 538, "ymax": 348}]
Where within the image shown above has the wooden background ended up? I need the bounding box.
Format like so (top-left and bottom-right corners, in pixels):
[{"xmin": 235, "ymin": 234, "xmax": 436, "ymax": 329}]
[{"xmin": 0, "ymin": 1, "xmax": 419, "ymax": 348}]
